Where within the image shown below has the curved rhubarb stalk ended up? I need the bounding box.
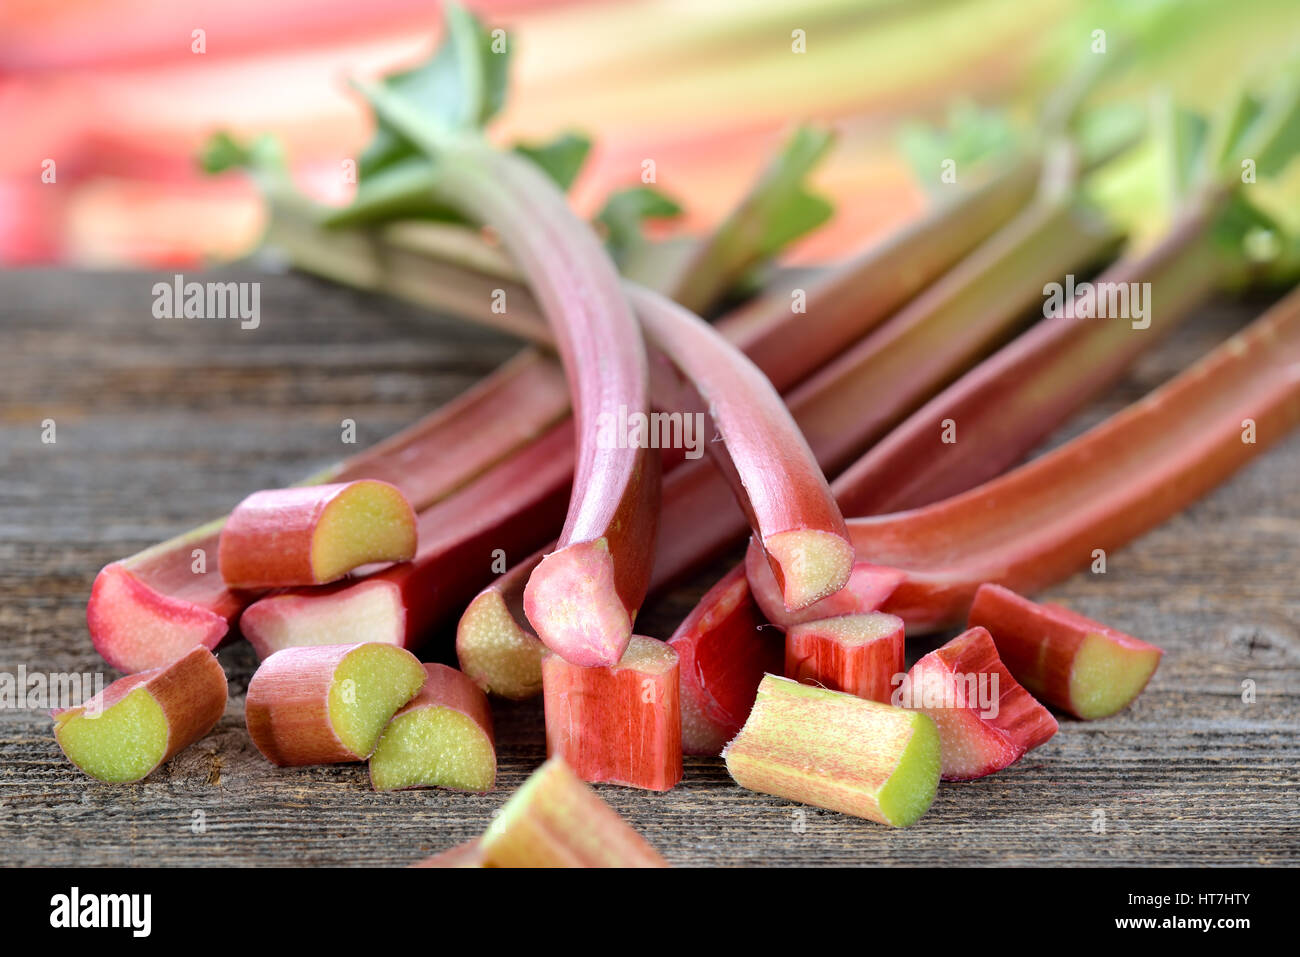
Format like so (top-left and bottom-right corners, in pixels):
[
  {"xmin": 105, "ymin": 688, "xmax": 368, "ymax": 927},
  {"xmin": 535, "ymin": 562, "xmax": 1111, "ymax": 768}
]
[
  {"xmin": 88, "ymin": 351, "xmax": 568, "ymax": 673},
  {"xmin": 832, "ymin": 191, "xmax": 1227, "ymax": 515},
  {"xmin": 628, "ymin": 283, "xmax": 852, "ymax": 611},
  {"xmin": 857, "ymin": 286, "xmax": 1300, "ymax": 631}
]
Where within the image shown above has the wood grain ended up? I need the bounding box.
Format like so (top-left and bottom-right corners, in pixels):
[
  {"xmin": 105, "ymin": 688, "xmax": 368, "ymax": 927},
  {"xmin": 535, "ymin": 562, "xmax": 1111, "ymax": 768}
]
[{"xmin": 1, "ymin": 269, "xmax": 1296, "ymax": 866}]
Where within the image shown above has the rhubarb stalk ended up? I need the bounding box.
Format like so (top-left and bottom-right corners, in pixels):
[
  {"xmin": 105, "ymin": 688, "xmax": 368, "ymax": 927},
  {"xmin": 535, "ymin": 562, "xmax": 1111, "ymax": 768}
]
[
  {"xmin": 541, "ymin": 636, "xmax": 682, "ymax": 791},
  {"xmin": 785, "ymin": 613, "xmax": 905, "ymax": 704},
  {"xmin": 53, "ymin": 646, "xmax": 227, "ymax": 784},
  {"xmin": 479, "ymin": 758, "xmax": 669, "ymax": 867},
  {"xmin": 968, "ymin": 584, "xmax": 1163, "ymax": 719}
]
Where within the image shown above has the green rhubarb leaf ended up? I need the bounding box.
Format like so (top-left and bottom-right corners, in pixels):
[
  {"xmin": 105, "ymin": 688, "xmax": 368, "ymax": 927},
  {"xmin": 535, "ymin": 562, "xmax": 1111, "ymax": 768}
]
[
  {"xmin": 513, "ymin": 132, "xmax": 592, "ymax": 191},
  {"xmin": 595, "ymin": 187, "xmax": 684, "ymax": 267},
  {"xmin": 359, "ymin": 1, "xmax": 509, "ymax": 178},
  {"xmin": 898, "ymin": 102, "xmax": 1020, "ymax": 194}
]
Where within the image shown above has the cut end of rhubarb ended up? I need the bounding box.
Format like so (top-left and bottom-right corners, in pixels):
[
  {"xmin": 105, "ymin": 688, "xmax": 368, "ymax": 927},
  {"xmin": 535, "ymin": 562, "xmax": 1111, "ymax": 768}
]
[
  {"xmin": 241, "ymin": 580, "xmax": 405, "ymax": 660},
  {"xmin": 875, "ymin": 711, "xmax": 942, "ymax": 827},
  {"xmin": 327, "ymin": 644, "xmax": 428, "ymax": 759},
  {"xmin": 370, "ymin": 706, "xmax": 496, "ymax": 792},
  {"xmin": 524, "ymin": 539, "xmax": 633, "ymax": 667},
  {"xmin": 1068, "ymin": 627, "xmax": 1163, "ymax": 720},
  {"xmin": 54, "ymin": 687, "xmax": 168, "ymax": 784},
  {"xmin": 760, "ymin": 529, "xmax": 854, "ymax": 611},
  {"xmin": 456, "ymin": 588, "xmax": 545, "ymax": 700},
  {"xmin": 88, "ymin": 563, "xmax": 228, "ymax": 674},
  {"xmin": 788, "ymin": 613, "xmax": 900, "ymax": 646},
  {"xmin": 310, "ymin": 479, "xmax": 418, "ymax": 582}
]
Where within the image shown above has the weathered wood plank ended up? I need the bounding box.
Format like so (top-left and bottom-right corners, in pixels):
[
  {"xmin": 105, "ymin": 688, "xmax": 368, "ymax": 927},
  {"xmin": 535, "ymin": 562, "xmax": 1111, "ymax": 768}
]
[{"xmin": 0, "ymin": 270, "xmax": 1295, "ymax": 866}]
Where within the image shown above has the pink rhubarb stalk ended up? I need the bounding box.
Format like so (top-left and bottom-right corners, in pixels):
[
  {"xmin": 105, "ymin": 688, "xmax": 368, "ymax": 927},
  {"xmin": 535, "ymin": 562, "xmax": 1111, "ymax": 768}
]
[
  {"xmin": 667, "ymin": 565, "xmax": 781, "ymax": 756},
  {"xmin": 244, "ymin": 642, "xmax": 426, "ymax": 766},
  {"xmin": 87, "ymin": 350, "xmax": 568, "ymax": 673},
  {"xmin": 53, "ymin": 646, "xmax": 228, "ymax": 784},
  {"xmin": 785, "ymin": 612, "xmax": 905, "ymax": 704},
  {"xmin": 217, "ymin": 480, "xmax": 417, "ymax": 589},
  {"xmin": 856, "ymin": 285, "xmax": 1300, "ymax": 630},
  {"xmin": 968, "ymin": 583, "xmax": 1163, "ymax": 719},
  {"xmin": 746, "ymin": 545, "xmax": 903, "ymax": 629},
  {"xmin": 898, "ymin": 626, "xmax": 1058, "ymax": 780},
  {"xmin": 541, "ymin": 635, "xmax": 682, "ymax": 791}
]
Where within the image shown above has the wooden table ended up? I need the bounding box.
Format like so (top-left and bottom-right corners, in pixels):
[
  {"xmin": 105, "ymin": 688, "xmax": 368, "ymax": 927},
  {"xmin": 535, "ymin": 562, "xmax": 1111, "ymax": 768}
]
[{"xmin": 2, "ymin": 268, "xmax": 1296, "ymax": 866}]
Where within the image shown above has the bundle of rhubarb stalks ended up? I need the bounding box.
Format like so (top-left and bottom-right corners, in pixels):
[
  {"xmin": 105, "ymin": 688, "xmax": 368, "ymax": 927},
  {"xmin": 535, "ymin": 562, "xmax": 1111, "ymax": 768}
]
[{"xmin": 62, "ymin": 6, "xmax": 1300, "ymax": 866}]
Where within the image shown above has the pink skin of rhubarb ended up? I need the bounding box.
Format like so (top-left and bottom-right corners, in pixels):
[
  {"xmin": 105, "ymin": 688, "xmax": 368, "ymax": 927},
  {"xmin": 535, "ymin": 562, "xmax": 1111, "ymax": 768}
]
[
  {"xmin": 746, "ymin": 543, "xmax": 903, "ymax": 629},
  {"xmin": 541, "ymin": 635, "xmax": 682, "ymax": 792},
  {"xmin": 87, "ymin": 350, "xmax": 569, "ymax": 674},
  {"xmin": 217, "ymin": 480, "xmax": 417, "ymax": 589},
  {"xmin": 785, "ymin": 612, "xmax": 905, "ymax": 704},
  {"xmin": 667, "ymin": 565, "xmax": 781, "ymax": 756},
  {"xmin": 239, "ymin": 423, "xmax": 573, "ymax": 659},
  {"xmin": 244, "ymin": 642, "xmax": 425, "ymax": 767},
  {"xmin": 898, "ymin": 626, "xmax": 1058, "ymax": 781},
  {"xmin": 628, "ymin": 283, "xmax": 852, "ymax": 611},
  {"xmin": 369, "ymin": 663, "xmax": 496, "ymax": 792},
  {"xmin": 968, "ymin": 584, "xmax": 1163, "ymax": 719},
  {"xmin": 52, "ymin": 646, "xmax": 228, "ymax": 784},
  {"xmin": 853, "ymin": 286, "xmax": 1300, "ymax": 632},
  {"xmin": 832, "ymin": 193, "xmax": 1226, "ymax": 516}
]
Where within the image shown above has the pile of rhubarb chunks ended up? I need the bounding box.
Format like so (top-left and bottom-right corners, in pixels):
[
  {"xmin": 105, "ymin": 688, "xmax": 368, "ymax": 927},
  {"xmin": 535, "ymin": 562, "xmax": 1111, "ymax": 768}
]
[{"xmin": 61, "ymin": 6, "xmax": 1300, "ymax": 861}]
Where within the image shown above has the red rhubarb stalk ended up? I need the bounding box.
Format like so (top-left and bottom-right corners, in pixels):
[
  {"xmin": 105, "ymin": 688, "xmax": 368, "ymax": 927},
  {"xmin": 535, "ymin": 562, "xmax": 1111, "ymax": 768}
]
[
  {"xmin": 53, "ymin": 646, "xmax": 227, "ymax": 784},
  {"xmin": 785, "ymin": 612, "xmax": 905, "ymax": 704},
  {"xmin": 746, "ymin": 546, "xmax": 903, "ymax": 629},
  {"xmin": 87, "ymin": 350, "xmax": 568, "ymax": 673},
  {"xmin": 244, "ymin": 643, "xmax": 426, "ymax": 767},
  {"xmin": 667, "ymin": 565, "xmax": 781, "ymax": 756},
  {"xmin": 217, "ymin": 480, "xmax": 417, "ymax": 589},
  {"xmin": 541, "ymin": 635, "xmax": 682, "ymax": 791},
  {"xmin": 369, "ymin": 663, "xmax": 496, "ymax": 792},
  {"xmin": 239, "ymin": 423, "xmax": 573, "ymax": 658},
  {"xmin": 897, "ymin": 626, "xmax": 1058, "ymax": 781},
  {"xmin": 628, "ymin": 283, "xmax": 852, "ymax": 610},
  {"xmin": 967, "ymin": 584, "xmax": 1163, "ymax": 719},
  {"xmin": 856, "ymin": 285, "xmax": 1300, "ymax": 631}
]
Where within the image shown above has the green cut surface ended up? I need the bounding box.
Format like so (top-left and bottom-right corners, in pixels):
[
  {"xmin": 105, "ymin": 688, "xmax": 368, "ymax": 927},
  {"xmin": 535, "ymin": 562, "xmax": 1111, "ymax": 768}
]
[
  {"xmin": 311, "ymin": 481, "xmax": 416, "ymax": 582},
  {"xmin": 1069, "ymin": 631, "xmax": 1162, "ymax": 720},
  {"xmin": 874, "ymin": 711, "xmax": 942, "ymax": 827},
  {"xmin": 54, "ymin": 687, "xmax": 168, "ymax": 783},
  {"xmin": 370, "ymin": 706, "xmax": 495, "ymax": 791},
  {"xmin": 327, "ymin": 645, "xmax": 427, "ymax": 758}
]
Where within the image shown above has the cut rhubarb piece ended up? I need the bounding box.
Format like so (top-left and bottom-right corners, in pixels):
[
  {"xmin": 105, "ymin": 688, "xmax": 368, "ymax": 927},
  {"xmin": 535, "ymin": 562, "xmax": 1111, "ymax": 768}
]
[
  {"xmin": 968, "ymin": 584, "xmax": 1163, "ymax": 719},
  {"xmin": 628, "ymin": 283, "xmax": 852, "ymax": 611},
  {"xmin": 851, "ymin": 285, "xmax": 1300, "ymax": 631},
  {"xmin": 411, "ymin": 840, "xmax": 486, "ymax": 868},
  {"xmin": 88, "ymin": 348, "xmax": 569, "ymax": 673},
  {"xmin": 667, "ymin": 565, "xmax": 781, "ymax": 756},
  {"xmin": 370, "ymin": 664, "xmax": 495, "ymax": 792},
  {"xmin": 746, "ymin": 542, "xmax": 903, "ymax": 628},
  {"xmin": 218, "ymin": 480, "xmax": 417, "ymax": 589},
  {"xmin": 723, "ymin": 675, "xmax": 940, "ymax": 827},
  {"xmin": 785, "ymin": 613, "xmax": 905, "ymax": 704},
  {"xmin": 240, "ymin": 423, "xmax": 573, "ymax": 659},
  {"xmin": 244, "ymin": 642, "xmax": 426, "ymax": 766},
  {"xmin": 53, "ymin": 646, "xmax": 227, "ymax": 784},
  {"xmin": 456, "ymin": 550, "xmax": 547, "ymax": 700},
  {"xmin": 541, "ymin": 635, "xmax": 682, "ymax": 791},
  {"xmin": 899, "ymin": 627, "xmax": 1057, "ymax": 781},
  {"xmin": 479, "ymin": 758, "xmax": 668, "ymax": 867}
]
